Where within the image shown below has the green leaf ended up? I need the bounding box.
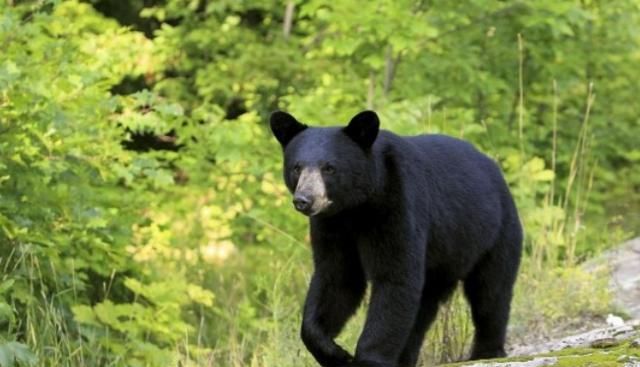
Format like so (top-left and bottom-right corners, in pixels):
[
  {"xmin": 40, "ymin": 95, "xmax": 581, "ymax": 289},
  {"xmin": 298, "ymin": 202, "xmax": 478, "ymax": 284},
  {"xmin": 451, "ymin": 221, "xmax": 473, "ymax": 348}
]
[
  {"xmin": 0, "ymin": 302, "xmax": 14, "ymax": 324},
  {"xmin": 532, "ymin": 170, "xmax": 555, "ymax": 182},
  {"xmin": 72, "ymin": 305, "xmax": 99, "ymax": 326},
  {"xmin": 186, "ymin": 284, "xmax": 215, "ymax": 307},
  {"xmin": 154, "ymin": 103, "xmax": 184, "ymax": 117},
  {"xmin": 0, "ymin": 342, "xmax": 37, "ymax": 367},
  {"xmin": 0, "ymin": 280, "xmax": 14, "ymax": 295}
]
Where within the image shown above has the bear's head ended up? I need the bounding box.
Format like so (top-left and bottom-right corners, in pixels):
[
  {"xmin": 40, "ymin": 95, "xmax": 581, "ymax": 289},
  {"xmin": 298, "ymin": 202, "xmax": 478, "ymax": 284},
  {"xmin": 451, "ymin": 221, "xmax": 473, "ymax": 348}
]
[{"xmin": 270, "ymin": 110, "xmax": 380, "ymax": 217}]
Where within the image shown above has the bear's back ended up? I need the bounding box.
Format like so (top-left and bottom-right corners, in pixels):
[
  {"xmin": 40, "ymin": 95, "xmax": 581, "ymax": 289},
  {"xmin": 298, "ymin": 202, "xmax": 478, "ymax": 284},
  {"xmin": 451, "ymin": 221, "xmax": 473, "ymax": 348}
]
[
  {"xmin": 403, "ymin": 134, "xmax": 504, "ymax": 186},
  {"xmin": 405, "ymin": 134, "xmax": 490, "ymax": 164},
  {"xmin": 384, "ymin": 133, "xmax": 513, "ymax": 274}
]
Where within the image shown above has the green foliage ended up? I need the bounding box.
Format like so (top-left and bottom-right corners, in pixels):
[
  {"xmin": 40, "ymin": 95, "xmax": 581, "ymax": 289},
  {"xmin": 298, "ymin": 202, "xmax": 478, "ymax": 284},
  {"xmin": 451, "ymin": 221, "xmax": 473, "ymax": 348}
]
[
  {"xmin": 71, "ymin": 277, "xmax": 214, "ymax": 366},
  {"xmin": 0, "ymin": 1, "xmax": 215, "ymax": 365},
  {"xmin": 0, "ymin": 341, "xmax": 36, "ymax": 367},
  {"xmin": 514, "ymin": 266, "xmax": 611, "ymax": 327},
  {"xmin": 0, "ymin": 0, "xmax": 637, "ymax": 366}
]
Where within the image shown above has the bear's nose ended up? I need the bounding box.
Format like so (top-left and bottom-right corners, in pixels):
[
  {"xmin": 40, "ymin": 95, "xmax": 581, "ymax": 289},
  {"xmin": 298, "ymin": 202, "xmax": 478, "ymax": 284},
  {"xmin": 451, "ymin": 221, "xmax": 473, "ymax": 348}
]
[{"xmin": 293, "ymin": 195, "xmax": 312, "ymax": 213}]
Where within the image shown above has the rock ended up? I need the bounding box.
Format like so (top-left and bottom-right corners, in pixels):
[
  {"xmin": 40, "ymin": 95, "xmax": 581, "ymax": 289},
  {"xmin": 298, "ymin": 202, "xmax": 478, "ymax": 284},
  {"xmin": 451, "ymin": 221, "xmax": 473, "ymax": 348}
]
[
  {"xmin": 583, "ymin": 238, "xmax": 640, "ymax": 319},
  {"xmin": 511, "ymin": 324, "xmax": 635, "ymax": 356},
  {"xmin": 590, "ymin": 337, "xmax": 620, "ymax": 348},
  {"xmin": 618, "ymin": 354, "xmax": 640, "ymax": 364},
  {"xmin": 607, "ymin": 313, "xmax": 625, "ymax": 327},
  {"xmin": 597, "ymin": 238, "xmax": 640, "ymax": 319},
  {"xmin": 443, "ymin": 325, "xmax": 640, "ymax": 367},
  {"xmin": 461, "ymin": 357, "xmax": 558, "ymax": 367}
]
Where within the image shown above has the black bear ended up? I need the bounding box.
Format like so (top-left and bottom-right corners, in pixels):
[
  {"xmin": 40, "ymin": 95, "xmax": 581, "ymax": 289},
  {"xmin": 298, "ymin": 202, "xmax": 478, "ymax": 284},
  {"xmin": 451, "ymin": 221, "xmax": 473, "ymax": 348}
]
[{"xmin": 269, "ymin": 110, "xmax": 522, "ymax": 367}]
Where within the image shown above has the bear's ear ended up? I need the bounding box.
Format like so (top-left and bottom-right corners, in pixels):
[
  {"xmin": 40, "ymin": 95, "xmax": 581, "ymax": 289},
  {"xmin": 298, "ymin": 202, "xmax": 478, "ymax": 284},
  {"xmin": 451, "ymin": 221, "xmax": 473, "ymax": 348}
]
[
  {"xmin": 270, "ymin": 111, "xmax": 307, "ymax": 147},
  {"xmin": 344, "ymin": 110, "xmax": 380, "ymax": 149}
]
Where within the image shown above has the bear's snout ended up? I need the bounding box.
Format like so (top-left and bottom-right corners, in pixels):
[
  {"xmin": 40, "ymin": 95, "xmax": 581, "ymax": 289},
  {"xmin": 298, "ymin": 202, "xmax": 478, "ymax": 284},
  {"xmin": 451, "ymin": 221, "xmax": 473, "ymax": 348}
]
[
  {"xmin": 292, "ymin": 167, "xmax": 332, "ymax": 216},
  {"xmin": 293, "ymin": 194, "xmax": 313, "ymax": 214}
]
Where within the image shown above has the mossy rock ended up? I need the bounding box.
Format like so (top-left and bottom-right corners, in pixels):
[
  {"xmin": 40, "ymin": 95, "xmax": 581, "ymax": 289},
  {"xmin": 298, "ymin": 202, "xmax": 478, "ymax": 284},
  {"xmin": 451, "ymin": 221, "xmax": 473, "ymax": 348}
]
[{"xmin": 438, "ymin": 332, "xmax": 640, "ymax": 367}]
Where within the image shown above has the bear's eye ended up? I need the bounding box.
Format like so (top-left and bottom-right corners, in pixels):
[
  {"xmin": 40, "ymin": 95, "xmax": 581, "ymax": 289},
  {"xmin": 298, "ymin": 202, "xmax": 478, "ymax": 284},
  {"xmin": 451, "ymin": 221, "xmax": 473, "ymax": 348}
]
[
  {"xmin": 322, "ymin": 164, "xmax": 336, "ymax": 175},
  {"xmin": 292, "ymin": 164, "xmax": 302, "ymax": 175}
]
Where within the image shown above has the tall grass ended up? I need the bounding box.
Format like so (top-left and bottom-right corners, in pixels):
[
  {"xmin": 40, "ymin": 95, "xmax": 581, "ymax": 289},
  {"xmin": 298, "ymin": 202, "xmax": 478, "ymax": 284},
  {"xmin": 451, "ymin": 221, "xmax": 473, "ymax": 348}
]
[{"xmin": 1, "ymin": 245, "xmax": 97, "ymax": 367}]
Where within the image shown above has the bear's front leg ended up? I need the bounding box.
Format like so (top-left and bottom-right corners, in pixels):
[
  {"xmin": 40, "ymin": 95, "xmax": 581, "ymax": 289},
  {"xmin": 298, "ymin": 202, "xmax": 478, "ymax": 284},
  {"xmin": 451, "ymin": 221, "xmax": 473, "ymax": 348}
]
[
  {"xmin": 302, "ymin": 270, "xmax": 366, "ymax": 366},
  {"xmin": 353, "ymin": 281, "xmax": 422, "ymax": 367},
  {"xmin": 352, "ymin": 243, "xmax": 424, "ymax": 367},
  {"xmin": 302, "ymin": 221, "xmax": 367, "ymax": 367}
]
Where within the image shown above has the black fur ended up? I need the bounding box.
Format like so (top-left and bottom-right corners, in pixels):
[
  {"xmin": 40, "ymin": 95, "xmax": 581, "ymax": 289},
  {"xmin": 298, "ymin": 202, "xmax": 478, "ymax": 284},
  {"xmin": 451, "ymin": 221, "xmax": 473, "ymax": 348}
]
[
  {"xmin": 270, "ymin": 111, "xmax": 308, "ymax": 147},
  {"xmin": 270, "ymin": 111, "xmax": 523, "ymax": 367}
]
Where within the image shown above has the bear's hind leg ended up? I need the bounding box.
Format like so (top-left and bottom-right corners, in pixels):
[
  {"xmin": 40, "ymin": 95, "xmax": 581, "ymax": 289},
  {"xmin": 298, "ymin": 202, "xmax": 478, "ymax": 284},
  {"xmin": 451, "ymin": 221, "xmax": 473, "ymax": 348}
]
[
  {"xmin": 463, "ymin": 228, "xmax": 521, "ymax": 360},
  {"xmin": 397, "ymin": 277, "xmax": 457, "ymax": 367}
]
